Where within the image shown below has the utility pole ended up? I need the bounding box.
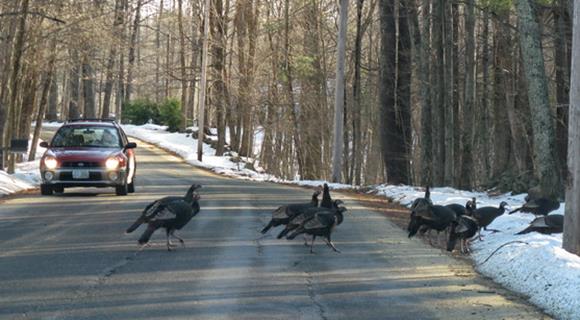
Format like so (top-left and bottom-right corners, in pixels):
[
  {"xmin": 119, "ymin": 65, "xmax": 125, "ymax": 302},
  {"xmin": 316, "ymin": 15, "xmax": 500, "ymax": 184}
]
[
  {"xmin": 197, "ymin": 0, "xmax": 211, "ymax": 162},
  {"xmin": 564, "ymin": 0, "xmax": 580, "ymax": 256},
  {"xmin": 331, "ymin": 0, "xmax": 349, "ymax": 183}
]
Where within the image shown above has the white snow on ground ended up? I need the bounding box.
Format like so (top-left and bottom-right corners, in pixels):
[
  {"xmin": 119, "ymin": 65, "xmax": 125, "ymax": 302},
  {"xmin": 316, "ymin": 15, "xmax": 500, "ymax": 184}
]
[
  {"xmin": 1, "ymin": 123, "xmax": 579, "ymax": 319},
  {"xmin": 0, "ymin": 139, "xmax": 45, "ymax": 196}
]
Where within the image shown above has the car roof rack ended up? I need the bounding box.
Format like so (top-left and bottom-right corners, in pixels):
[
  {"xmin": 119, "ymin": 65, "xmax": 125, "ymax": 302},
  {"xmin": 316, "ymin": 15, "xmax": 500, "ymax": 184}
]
[{"xmin": 66, "ymin": 118, "xmax": 118, "ymax": 124}]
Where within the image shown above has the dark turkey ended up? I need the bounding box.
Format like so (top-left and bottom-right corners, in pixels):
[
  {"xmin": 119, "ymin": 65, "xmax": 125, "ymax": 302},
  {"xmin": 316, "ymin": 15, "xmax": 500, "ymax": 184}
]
[
  {"xmin": 410, "ymin": 186, "xmax": 432, "ymax": 213},
  {"xmin": 286, "ymin": 206, "xmax": 347, "ymax": 253},
  {"xmin": 445, "ymin": 199, "xmax": 476, "ymax": 217},
  {"xmin": 261, "ymin": 187, "xmax": 321, "ymax": 234},
  {"xmin": 509, "ymin": 197, "xmax": 560, "ymax": 216},
  {"xmin": 447, "ymin": 215, "xmax": 479, "ymax": 253},
  {"xmin": 320, "ymin": 183, "xmax": 333, "ymax": 209},
  {"xmin": 126, "ymin": 184, "xmax": 201, "ymax": 251},
  {"xmin": 472, "ymin": 201, "xmax": 508, "ymax": 239},
  {"xmin": 516, "ymin": 214, "xmax": 564, "ymax": 235},
  {"xmin": 277, "ymin": 199, "xmax": 344, "ymax": 240},
  {"xmin": 407, "ymin": 204, "xmax": 457, "ymax": 244}
]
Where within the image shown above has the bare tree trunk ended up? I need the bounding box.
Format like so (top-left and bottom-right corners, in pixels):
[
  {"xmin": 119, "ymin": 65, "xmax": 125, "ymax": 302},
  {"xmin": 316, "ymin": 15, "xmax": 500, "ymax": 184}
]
[
  {"xmin": 68, "ymin": 58, "xmax": 81, "ymax": 120},
  {"xmin": 82, "ymin": 56, "xmax": 97, "ymax": 118},
  {"xmin": 177, "ymin": 0, "xmax": 188, "ymax": 130},
  {"xmin": 555, "ymin": 0, "xmax": 571, "ymax": 180},
  {"xmin": 125, "ymin": 0, "xmax": 142, "ymax": 103},
  {"xmin": 563, "ymin": 0, "xmax": 580, "ymax": 255},
  {"xmin": 197, "ymin": 0, "xmax": 211, "ymax": 161},
  {"xmin": 351, "ymin": 0, "xmax": 365, "ymax": 185},
  {"xmin": 283, "ymin": 0, "xmax": 304, "ymax": 178},
  {"xmin": 431, "ymin": 0, "xmax": 445, "ymax": 186},
  {"xmin": 331, "ymin": 0, "xmax": 349, "ymax": 183},
  {"xmin": 211, "ymin": 0, "xmax": 227, "ymax": 155},
  {"xmin": 443, "ymin": 0, "xmax": 454, "ymax": 186},
  {"xmin": 101, "ymin": 0, "xmax": 123, "ymax": 119},
  {"xmin": 155, "ymin": 0, "xmax": 164, "ymax": 103},
  {"xmin": 378, "ymin": 0, "xmax": 401, "ymax": 183},
  {"xmin": 418, "ymin": 0, "xmax": 432, "ymax": 186},
  {"xmin": 46, "ymin": 73, "xmax": 58, "ymax": 121},
  {"xmin": 30, "ymin": 39, "xmax": 58, "ymax": 161},
  {"xmin": 460, "ymin": 0, "xmax": 475, "ymax": 189},
  {"xmin": 396, "ymin": 0, "xmax": 412, "ymax": 185},
  {"xmin": 516, "ymin": 0, "xmax": 563, "ymax": 198},
  {"xmin": 6, "ymin": 0, "xmax": 30, "ymax": 173}
]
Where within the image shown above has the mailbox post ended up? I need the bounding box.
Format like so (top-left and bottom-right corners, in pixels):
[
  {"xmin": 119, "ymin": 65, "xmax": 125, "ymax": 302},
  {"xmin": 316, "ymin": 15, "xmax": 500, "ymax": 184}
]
[{"xmin": 0, "ymin": 139, "xmax": 29, "ymax": 171}]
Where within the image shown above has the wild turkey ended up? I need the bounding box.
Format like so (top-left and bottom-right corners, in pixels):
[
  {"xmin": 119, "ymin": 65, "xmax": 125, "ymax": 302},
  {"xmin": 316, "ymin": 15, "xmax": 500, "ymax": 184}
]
[
  {"xmin": 445, "ymin": 198, "xmax": 476, "ymax": 217},
  {"xmin": 408, "ymin": 203, "xmax": 456, "ymax": 246},
  {"xmin": 447, "ymin": 215, "xmax": 479, "ymax": 253},
  {"xmin": 410, "ymin": 186, "xmax": 432, "ymax": 213},
  {"xmin": 126, "ymin": 184, "xmax": 201, "ymax": 251},
  {"xmin": 277, "ymin": 199, "xmax": 344, "ymax": 240},
  {"xmin": 472, "ymin": 201, "xmax": 508, "ymax": 239},
  {"xmin": 509, "ymin": 197, "xmax": 560, "ymax": 216},
  {"xmin": 516, "ymin": 214, "xmax": 564, "ymax": 235},
  {"xmin": 261, "ymin": 187, "xmax": 321, "ymax": 234},
  {"xmin": 320, "ymin": 183, "xmax": 333, "ymax": 209},
  {"xmin": 286, "ymin": 206, "xmax": 347, "ymax": 253}
]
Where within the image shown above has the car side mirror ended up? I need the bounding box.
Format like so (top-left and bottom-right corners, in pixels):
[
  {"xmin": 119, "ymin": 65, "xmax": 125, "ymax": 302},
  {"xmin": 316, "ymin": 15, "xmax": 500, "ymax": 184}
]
[
  {"xmin": 39, "ymin": 141, "xmax": 49, "ymax": 148},
  {"xmin": 125, "ymin": 142, "xmax": 137, "ymax": 149}
]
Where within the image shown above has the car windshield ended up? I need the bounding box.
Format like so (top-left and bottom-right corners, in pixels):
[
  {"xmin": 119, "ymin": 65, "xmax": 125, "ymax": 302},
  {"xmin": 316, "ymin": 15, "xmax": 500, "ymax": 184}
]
[{"xmin": 51, "ymin": 126, "xmax": 122, "ymax": 148}]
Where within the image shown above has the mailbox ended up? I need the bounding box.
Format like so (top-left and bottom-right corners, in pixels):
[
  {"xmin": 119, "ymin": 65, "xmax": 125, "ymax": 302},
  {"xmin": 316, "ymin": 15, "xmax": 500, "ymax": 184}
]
[{"xmin": 10, "ymin": 139, "xmax": 29, "ymax": 153}]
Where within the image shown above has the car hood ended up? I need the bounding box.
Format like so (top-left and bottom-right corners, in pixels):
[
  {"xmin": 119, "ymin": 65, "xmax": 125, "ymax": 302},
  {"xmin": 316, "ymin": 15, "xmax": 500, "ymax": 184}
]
[{"xmin": 48, "ymin": 147, "xmax": 121, "ymax": 162}]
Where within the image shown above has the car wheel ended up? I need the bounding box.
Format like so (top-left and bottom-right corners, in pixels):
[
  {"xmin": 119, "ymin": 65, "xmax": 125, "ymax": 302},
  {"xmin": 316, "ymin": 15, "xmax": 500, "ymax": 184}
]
[
  {"xmin": 40, "ymin": 184, "xmax": 53, "ymax": 196},
  {"xmin": 53, "ymin": 185, "xmax": 64, "ymax": 194},
  {"xmin": 116, "ymin": 183, "xmax": 128, "ymax": 196},
  {"xmin": 128, "ymin": 181, "xmax": 135, "ymax": 193}
]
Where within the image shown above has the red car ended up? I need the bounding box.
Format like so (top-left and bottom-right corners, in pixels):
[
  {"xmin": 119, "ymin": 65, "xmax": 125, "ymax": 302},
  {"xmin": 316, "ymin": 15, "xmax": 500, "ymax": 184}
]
[{"xmin": 39, "ymin": 119, "xmax": 137, "ymax": 196}]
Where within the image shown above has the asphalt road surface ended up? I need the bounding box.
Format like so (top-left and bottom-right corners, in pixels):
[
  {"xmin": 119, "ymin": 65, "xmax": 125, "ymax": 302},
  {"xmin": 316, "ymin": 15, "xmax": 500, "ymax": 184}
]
[{"xmin": 0, "ymin": 138, "xmax": 549, "ymax": 320}]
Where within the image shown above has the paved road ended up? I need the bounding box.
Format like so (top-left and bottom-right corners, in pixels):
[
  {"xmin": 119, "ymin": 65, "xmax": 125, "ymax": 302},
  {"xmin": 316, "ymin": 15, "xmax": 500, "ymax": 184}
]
[{"xmin": 0, "ymin": 140, "xmax": 549, "ymax": 320}]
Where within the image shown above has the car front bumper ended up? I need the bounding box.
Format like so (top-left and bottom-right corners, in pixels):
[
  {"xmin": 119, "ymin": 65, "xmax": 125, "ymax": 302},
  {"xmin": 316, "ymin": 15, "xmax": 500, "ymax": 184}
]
[{"xmin": 41, "ymin": 168, "xmax": 127, "ymax": 187}]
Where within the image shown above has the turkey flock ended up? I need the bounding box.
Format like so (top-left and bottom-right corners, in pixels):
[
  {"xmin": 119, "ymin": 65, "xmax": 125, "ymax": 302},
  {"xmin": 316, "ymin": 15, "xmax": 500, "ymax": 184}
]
[
  {"xmin": 123, "ymin": 181, "xmax": 560, "ymax": 256},
  {"xmin": 262, "ymin": 183, "xmax": 347, "ymax": 253},
  {"xmin": 408, "ymin": 186, "xmax": 562, "ymax": 254}
]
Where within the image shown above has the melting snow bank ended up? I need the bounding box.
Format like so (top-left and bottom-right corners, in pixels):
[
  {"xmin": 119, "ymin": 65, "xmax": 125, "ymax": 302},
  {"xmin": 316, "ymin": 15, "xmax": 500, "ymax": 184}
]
[
  {"xmin": 376, "ymin": 185, "xmax": 579, "ymax": 320},
  {"xmin": 0, "ymin": 141, "xmax": 44, "ymax": 197}
]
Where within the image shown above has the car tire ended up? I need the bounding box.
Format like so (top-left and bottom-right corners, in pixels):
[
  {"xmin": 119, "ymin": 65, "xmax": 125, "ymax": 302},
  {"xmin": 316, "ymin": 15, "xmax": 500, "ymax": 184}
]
[
  {"xmin": 40, "ymin": 184, "xmax": 53, "ymax": 196},
  {"xmin": 53, "ymin": 185, "xmax": 64, "ymax": 194},
  {"xmin": 128, "ymin": 181, "xmax": 135, "ymax": 193},
  {"xmin": 116, "ymin": 183, "xmax": 128, "ymax": 196}
]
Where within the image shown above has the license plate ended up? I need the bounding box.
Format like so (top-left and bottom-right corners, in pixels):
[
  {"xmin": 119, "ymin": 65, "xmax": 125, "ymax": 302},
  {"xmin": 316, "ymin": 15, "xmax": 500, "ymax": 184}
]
[{"xmin": 72, "ymin": 170, "xmax": 89, "ymax": 179}]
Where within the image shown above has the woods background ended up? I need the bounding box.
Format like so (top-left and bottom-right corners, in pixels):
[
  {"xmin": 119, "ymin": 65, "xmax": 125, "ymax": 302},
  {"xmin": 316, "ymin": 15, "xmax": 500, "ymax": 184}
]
[{"xmin": 0, "ymin": 0, "xmax": 572, "ymax": 197}]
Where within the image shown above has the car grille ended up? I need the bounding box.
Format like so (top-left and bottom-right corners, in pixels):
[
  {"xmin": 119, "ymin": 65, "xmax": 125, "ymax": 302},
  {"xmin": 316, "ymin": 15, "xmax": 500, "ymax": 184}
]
[
  {"xmin": 61, "ymin": 161, "xmax": 101, "ymax": 168},
  {"xmin": 59, "ymin": 172, "xmax": 103, "ymax": 181}
]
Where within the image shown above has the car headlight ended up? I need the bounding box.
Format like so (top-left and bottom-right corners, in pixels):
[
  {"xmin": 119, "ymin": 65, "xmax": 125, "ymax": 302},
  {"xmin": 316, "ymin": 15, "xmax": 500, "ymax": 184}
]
[
  {"xmin": 44, "ymin": 157, "xmax": 58, "ymax": 170},
  {"xmin": 105, "ymin": 157, "xmax": 120, "ymax": 170}
]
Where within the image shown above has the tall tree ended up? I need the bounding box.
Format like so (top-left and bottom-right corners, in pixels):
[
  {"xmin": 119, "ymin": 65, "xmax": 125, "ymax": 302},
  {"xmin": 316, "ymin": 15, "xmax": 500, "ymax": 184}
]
[
  {"xmin": 379, "ymin": 0, "xmax": 408, "ymax": 184},
  {"xmin": 6, "ymin": 0, "xmax": 30, "ymax": 173},
  {"xmin": 351, "ymin": 0, "xmax": 365, "ymax": 186},
  {"xmin": 331, "ymin": 0, "xmax": 349, "ymax": 183},
  {"xmin": 419, "ymin": 0, "xmax": 432, "ymax": 186},
  {"xmin": 460, "ymin": 0, "xmax": 475, "ymax": 189},
  {"xmin": 563, "ymin": 0, "xmax": 580, "ymax": 255},
  {"xmin": 211, "ymin": 0, "xmax": 227, "ymax": 155},
  {"xmin": 516, "ymin": 0, "xmax": 563, "ymax": 198},
  {"xmin": 396, "ymin": 0, "xmax": 412, "ymax": 184},
  {"xmin": 177, "ymin": 0, "xmax": 188, "ymax": 130},
  {"xmin": 125, "ymin": 0, "xmax": 142, "ymax": 103},
  {"xmin": 197, "ymin": 0, "xmax": 211, "ymax": 161},
  {"xmin": 101, "ymin": 0, "xmax": 124, "ymax": 119}
]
